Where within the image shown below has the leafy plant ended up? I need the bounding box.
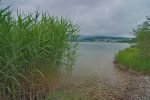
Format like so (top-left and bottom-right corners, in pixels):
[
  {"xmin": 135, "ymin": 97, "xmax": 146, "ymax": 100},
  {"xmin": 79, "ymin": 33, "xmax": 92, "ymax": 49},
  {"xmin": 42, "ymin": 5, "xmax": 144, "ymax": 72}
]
[
  {"xmin": 0, "ymin": 6, "xmax": 79, "ymax": 100},
  {"xmin": 135, "ymin": 17, "xmax": 150, "ymax": 58}
]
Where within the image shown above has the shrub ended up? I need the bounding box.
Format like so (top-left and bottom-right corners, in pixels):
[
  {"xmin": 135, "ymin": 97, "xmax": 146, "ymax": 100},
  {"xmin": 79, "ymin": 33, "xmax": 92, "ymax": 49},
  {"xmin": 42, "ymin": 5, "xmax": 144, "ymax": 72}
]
[{"xmin": 135, "ymin": 17, "xmax": 150, "ymax": 58}]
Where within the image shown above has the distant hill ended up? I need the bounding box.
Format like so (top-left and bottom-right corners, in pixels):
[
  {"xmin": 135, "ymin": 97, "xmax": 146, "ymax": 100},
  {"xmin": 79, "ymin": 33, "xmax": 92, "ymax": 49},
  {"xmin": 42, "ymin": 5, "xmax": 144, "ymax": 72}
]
[{"xmin": 77, "ymin": 35, "xmax": 133, "ymax": 43}]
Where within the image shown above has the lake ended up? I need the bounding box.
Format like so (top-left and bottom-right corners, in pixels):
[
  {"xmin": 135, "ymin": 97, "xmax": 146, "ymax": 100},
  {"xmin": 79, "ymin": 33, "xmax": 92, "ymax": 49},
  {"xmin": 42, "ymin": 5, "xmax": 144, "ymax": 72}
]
[{"xmin": 57, "ymin": 42, "xmax": 130, "ymax": 99}]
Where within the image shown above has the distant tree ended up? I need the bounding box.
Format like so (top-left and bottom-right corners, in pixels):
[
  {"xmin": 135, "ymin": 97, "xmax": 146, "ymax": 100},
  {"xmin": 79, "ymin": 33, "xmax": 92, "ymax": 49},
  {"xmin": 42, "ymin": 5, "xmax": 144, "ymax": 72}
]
[{"xmin": 135, "ymin": 16, "xmax": 150, "ymax": 58}]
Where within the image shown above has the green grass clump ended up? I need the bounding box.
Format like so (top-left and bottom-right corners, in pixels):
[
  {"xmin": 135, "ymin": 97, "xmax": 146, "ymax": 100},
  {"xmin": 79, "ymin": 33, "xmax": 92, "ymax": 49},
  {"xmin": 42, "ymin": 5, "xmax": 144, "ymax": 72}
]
[
  {"xmin": 116, "ymin": 47, "xmax": 150, "ymax": 74},
  {"xmin": 46, "ymin": 91, "xmax": 78, "ymax": 100},
  {"xmin": 0, "ymin": 6, "xmax": 79, "ymax": 99}
]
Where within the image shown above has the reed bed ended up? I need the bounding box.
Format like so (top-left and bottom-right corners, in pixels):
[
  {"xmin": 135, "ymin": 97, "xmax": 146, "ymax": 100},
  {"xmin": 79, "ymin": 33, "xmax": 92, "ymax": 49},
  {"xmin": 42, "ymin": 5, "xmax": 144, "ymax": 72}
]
[
  {"xmin": 0, "ymin": 6, "xmax": 79, "ymax": 100},
  {"xmin": 116, "ymin": 47, "xmax": 150, "ymax": 74}
]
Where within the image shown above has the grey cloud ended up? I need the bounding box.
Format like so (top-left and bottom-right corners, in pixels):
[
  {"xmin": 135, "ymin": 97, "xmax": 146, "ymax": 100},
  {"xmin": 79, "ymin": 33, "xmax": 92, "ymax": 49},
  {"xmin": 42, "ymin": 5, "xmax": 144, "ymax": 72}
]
[{"xmin": 2, "ymin": 0, "xmax": 150, "ymax": 36}]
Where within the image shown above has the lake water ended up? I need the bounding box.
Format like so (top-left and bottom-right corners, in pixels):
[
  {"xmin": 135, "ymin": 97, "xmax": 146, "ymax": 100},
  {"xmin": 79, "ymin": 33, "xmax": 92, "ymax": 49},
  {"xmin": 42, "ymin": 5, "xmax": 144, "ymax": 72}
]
[
  {"xmin": 61, "ymin": 42, "xmax": 129, "ymax": 81},
  {"xmin": 58, "ymin": 42, "xmax": 130, "ymax": 99}
]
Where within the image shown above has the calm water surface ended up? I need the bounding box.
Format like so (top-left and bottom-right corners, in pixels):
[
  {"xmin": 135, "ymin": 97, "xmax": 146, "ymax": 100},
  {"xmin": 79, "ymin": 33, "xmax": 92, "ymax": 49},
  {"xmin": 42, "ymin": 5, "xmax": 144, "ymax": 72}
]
[{"xmin": 60, "ymin": 42, "xmax": 129, "ymax": 89}]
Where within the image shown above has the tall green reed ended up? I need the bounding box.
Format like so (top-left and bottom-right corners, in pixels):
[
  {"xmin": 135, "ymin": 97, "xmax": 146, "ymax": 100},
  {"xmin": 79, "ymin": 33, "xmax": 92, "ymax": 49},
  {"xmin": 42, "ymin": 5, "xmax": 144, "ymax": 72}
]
[
  {"xmin": 0, "ymin": 6, "xmax": 79, "ymax": 99},
  {"xmin": 116, "ymin": 47, "xmax": 150, "ymax": 74}
]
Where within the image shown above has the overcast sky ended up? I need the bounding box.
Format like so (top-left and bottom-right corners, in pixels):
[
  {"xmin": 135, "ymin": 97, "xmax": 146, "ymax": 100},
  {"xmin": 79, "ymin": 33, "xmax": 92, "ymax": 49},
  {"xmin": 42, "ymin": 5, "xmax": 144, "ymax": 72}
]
[{"xmin": 1, "ymin": 0, "xmax": 150, "ymax": 37}]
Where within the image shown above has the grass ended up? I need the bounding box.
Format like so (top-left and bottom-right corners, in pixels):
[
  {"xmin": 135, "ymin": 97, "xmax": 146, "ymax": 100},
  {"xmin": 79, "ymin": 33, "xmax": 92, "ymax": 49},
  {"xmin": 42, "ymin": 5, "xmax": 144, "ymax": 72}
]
[
  {"xmin": 46, "ymin": 91, "xmax": 78, "ymax": 100},
  {"xmin": 0, "ymin": 6, "xmax": 79, "ymax": 99},
  {"xmin": 116, "ymin": 47, "xmax": 150, "ymax": 74}
]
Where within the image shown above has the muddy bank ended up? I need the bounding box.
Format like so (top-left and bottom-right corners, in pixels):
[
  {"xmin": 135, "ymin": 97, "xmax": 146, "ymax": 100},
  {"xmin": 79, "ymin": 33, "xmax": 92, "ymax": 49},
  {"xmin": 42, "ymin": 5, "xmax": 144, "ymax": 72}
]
[
  {"xmin": 112, "ymin": 67, "xmax": 150, "ymax": 100},
  {"xmin": 56, "ymin": 67, "xmax": 150, "ymax": 100}
]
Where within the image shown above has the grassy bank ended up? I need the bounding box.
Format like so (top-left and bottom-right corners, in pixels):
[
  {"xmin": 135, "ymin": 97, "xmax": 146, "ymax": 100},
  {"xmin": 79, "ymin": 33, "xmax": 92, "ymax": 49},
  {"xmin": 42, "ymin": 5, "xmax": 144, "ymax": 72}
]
[
  {"xmin": 0, "ymin": 6, "xmax": 79, "ymax": 99},
  {"xmin": 116, "ymin": 47, "xmax": 150, "ymax": 74},
  {"xmin": 116, "ymin": 16, "xmax": 150, "ymax": 75}
]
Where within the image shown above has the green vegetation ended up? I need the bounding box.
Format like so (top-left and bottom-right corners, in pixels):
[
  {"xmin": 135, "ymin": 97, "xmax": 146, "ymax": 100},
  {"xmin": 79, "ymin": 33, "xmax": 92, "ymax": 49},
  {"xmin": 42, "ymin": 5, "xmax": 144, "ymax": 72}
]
[
  {"xmin": 46, "ymin": 91, "xmax": 78, "ymax": 100},
  {"xmin": 135, "ymin": 17, "xmax": 150, "ymax": 58},
  {"xmin": 0, "ymin": 6, "xmax": 79, "ymax": 99},
  {"xmin": 116, "ymin": 47, "xmax": 150, "ymax": 74},
  {"xmin": 116, "ymin": 17, "xmax": 150, "ymax": 74}
]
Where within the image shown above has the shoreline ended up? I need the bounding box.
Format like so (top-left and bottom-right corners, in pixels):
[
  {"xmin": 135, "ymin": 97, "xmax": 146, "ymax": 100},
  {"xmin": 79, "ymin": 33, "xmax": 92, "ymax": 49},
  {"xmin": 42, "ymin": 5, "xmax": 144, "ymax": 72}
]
[{"xmin": 114, "ymin": 63, "xmax": 150, "ymax": 76}]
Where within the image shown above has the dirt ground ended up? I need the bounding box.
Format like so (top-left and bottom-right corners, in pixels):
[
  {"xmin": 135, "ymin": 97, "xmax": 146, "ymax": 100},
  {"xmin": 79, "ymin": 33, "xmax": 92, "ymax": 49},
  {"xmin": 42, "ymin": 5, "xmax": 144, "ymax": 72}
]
[{"xmin": 58, "ymin": 67, "xmax": 150, "ymax": 100}]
